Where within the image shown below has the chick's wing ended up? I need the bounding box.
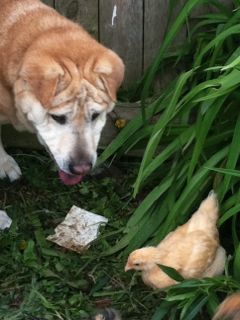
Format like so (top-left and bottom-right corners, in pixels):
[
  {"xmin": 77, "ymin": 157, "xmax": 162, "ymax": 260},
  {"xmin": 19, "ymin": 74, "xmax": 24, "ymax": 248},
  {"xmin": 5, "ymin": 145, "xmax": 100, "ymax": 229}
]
[{"xmin": 157, "ymin": 229, "xmax": 218, "ymax": 278}]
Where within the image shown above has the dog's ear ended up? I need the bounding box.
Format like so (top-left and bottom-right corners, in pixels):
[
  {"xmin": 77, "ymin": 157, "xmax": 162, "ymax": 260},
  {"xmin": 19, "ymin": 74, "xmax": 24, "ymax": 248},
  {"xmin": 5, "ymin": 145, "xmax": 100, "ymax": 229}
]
[
  {"xmin": 94, "ymin": 54, "xmax": 124, "ymax": 102},
  {"xmin": 21, "ymin": 56, "xmax": 66, "ymax": 108},
  {"xmin": 28, "ymin": 74, "xmax": 60, "ymax": 108}
]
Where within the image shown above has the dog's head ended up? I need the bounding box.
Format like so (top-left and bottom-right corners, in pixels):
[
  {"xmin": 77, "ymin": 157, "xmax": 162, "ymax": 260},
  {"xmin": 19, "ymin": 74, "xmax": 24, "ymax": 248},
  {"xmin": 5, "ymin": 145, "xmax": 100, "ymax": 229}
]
[{"xmin": 14, "ymin": 50, "xmax": 124, "ymax": 185}]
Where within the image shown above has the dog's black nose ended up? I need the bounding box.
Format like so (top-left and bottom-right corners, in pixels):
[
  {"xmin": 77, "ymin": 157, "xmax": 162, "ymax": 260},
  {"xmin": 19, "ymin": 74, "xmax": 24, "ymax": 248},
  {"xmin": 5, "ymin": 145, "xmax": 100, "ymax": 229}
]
[{"xmin": 69, "ymin": 161, "xmax": 92, "ymax": 176}]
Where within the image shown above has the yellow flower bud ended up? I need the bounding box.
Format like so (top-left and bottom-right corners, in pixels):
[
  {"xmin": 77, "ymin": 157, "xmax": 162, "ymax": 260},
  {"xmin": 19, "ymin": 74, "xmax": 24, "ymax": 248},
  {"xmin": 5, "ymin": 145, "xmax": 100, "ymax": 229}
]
[{"xmin": 115, "ymin": 118, "xmax": 127, "ymax": 129}]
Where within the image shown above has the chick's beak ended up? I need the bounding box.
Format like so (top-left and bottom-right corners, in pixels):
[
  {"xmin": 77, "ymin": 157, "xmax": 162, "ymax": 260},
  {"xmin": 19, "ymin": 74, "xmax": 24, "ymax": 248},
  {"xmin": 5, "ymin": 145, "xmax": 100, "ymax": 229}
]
[{"xmin": 125, "ymin": 263, "xmax": 131, "ymax": 272}]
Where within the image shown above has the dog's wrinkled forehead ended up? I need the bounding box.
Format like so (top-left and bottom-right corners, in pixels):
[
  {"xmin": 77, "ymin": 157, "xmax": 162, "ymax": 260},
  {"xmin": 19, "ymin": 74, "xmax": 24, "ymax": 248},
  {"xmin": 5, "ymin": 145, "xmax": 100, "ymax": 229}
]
[
  {"xmin": 47, "ymin": 78, "xmax": 114, "ymax": 114},
  {"xmin": 20, "ymin": 53, "xmax": 122, "ymax": 112},
  {"xmin": 81, "ymin": 78, "xmax": 113, "ymax": 107},
  {"xmin": 49, "ymin": 79, "xmax": 114, "ymax": 116}
]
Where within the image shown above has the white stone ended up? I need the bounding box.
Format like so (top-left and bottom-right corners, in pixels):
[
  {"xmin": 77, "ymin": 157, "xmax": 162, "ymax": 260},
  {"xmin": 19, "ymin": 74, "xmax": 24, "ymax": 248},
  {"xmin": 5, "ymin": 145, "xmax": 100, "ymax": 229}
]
[
  {"xmin": 0, "ymin": 210, "xmax": 12, "ymax": 230},
  {"xmin": 47, "ymin": 206, "xmax": 108, "ymax": 253}
]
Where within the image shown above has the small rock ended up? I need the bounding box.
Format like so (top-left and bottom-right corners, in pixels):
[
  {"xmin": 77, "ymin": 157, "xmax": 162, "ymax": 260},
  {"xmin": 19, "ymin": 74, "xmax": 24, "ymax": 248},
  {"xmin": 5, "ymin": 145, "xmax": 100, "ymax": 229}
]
[{"xmin": 0, "ymin": 210, "xmax": 12, "ymax": 230}]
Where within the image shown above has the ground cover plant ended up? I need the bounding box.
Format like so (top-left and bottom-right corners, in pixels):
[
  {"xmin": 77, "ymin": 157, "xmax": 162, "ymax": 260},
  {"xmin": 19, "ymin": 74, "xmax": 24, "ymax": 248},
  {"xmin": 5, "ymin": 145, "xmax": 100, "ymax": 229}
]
[
  {"xmin": 2, "ymin": 0, "xmax": 240, "ymax": 319},
  {"xmin": 0, "ymin": 150, "xmax": 155, "ymax": 320}
]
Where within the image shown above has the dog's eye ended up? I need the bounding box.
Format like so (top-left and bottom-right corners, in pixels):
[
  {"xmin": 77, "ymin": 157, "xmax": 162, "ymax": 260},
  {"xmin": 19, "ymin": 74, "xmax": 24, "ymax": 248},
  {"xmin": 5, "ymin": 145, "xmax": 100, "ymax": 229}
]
[
  {"xmin": 91, "ymin": 112, "xmax": 100, "ymax": 121},
  {"xmin": 50, "ymin": 114, "xmax": 67, "ymax": 125}
]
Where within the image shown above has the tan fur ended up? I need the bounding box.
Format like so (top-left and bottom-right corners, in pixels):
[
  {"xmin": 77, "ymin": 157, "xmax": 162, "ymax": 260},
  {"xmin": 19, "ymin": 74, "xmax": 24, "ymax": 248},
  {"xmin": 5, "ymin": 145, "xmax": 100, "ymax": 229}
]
[
  {"xmin": 125, "ymin": 192, "xmax": 226, "ymax": 289},
  {"xmin": 0, "ymin": 0, "xmax": 124, "ymax": 182},
  {"xmin": 213, "ymin": 293, "xmax": 240, "ymax": 320},
  {"xmin": 0, "ymin": 0, "xmax": 124, "ymax": 119}
]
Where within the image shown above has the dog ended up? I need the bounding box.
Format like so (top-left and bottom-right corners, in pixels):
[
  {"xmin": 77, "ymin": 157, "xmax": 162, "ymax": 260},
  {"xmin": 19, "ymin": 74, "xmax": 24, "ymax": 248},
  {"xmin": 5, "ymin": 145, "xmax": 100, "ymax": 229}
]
[{"xmin": 0, "ymin": 0, "xmax": 124, "ymax": 185}]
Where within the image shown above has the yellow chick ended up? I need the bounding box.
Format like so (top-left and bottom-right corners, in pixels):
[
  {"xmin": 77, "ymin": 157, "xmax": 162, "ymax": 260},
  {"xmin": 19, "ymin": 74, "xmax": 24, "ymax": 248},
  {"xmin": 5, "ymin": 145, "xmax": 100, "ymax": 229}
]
[{"xmin": 125, "ymin": 191, "xmax": 226, "ymax": 289}]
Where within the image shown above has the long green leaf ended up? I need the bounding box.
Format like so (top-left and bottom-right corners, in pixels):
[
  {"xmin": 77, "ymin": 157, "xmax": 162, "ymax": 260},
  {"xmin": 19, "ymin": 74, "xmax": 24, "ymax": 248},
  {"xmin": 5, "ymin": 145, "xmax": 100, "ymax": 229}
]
[
  {"xmin": 156, "ymin": 147, "xmax": 228, "ymax": 240},
  {"xmin": 134, "ymin": 70, "xmax": 194, "ymax": 195},
  {"xmin": 218, "ymin": 115, "xmax": 240, "ymax": 201},
  {"xmin": 233, "ymin": 242, "xmax": 240, "ymax": 280},
  {"xmin": 206, "ymin": 167, "xmax": 240, "ymax": 177},
  {"xmin": 98, "ymin": 93, "xmax": 170, "ymax": 165},
  {"xmin": 141, "ymin": 0, "xmax": 203, "ymax": 103},
  {"xmin": 151, "ymin": 301, "xmax": 176, "ymax": 320},
  {"xmin": 219, "ymin": 203, "xmax": 240, "ymax": 226},
  {"xmin": 188, "ymin": 97, "xmax": 225, "ymax": 181},
  {"xmin": 159, "ymin": 264, "xmax": 185, "ymax": 282},
  {"xmin": 183, "ymin": 296, "xmax": 208, "ymax": 320},
  {"xmin": 195, "ymin": 25, "xmax": 240, "ymax": 67},
  {"xmin": 141, "ymin": 126, "xmax": 195, "ymax": 188},
  {"xmin": 126, "ymin": 176, "xmax": 174, "ymax": 230}
]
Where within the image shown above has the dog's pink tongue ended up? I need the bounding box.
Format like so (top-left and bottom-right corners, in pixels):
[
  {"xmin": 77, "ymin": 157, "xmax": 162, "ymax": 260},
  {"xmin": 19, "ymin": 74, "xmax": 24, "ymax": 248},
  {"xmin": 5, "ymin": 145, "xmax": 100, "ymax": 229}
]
[{"xmin": 58, "ymin": 170, "xmax": 83, "ymax": 186}]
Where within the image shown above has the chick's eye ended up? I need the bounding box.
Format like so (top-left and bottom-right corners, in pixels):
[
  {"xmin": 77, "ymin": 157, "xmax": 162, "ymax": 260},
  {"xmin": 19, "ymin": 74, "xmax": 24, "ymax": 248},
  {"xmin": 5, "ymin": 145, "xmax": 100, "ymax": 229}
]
[
  {"xmin": 51, "ymin": 114, "xmax": 67, "ymax": 125},
  {"xmin": 134, "ymin": 263, "xmax": 140, "ymax": 266},
  {"xmin": 91, "ymin": 112, "xmax": 100, "ymax": 121}
]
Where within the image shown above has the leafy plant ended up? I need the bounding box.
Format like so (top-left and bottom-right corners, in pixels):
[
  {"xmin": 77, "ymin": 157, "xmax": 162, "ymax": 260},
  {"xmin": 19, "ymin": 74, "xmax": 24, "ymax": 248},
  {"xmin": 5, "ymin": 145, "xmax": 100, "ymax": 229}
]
[
  {"xmin": 99, "ymin": 0, "xmax": 240, "ymax": 253},
  {"xmin": 152, "ymin": 276, "xmax": 240, "ymax": 320},
  {"xmin": 99, "ymin": 0, "xmax": 240, "ymax": 317}
]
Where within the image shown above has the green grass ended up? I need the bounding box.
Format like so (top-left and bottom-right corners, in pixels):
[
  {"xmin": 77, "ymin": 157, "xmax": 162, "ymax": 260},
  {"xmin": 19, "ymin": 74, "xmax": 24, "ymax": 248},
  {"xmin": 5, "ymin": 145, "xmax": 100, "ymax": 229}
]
[
  {"xmin": 0, "ymin": 149, "xmax": 239, "ymax": 320},
  {"xmin": 0, "ymin": 149, "xmax": 158, "ymax": 320}
]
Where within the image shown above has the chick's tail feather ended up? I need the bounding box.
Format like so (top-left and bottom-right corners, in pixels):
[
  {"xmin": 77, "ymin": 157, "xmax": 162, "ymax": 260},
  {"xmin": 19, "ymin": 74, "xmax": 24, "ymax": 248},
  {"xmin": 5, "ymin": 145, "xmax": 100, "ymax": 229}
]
[
  {"xmin": 213, "ymin": 293, "xmax": 240, "ymax": 320},
  {"xmin": 93, "ymin": 308, "xmax": 121, "ymax": 320},
  {"xmin": 188, "ymin": 190, "xmax": 219, "ymax": 232}
]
